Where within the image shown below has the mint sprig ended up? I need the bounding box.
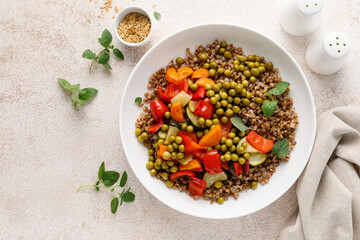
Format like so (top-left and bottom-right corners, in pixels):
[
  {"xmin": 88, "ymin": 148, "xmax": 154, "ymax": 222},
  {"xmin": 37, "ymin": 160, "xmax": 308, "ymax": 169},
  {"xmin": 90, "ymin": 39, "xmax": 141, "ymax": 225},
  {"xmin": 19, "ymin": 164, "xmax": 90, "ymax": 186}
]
[
  {"xmin": 77, "ymin": 162, "xmax": 135, "ymax": 214},
  {"xmin": 58, "ymin": 78, "xmax": 98, "ymax": 110},
  {"xmin": 262, "ymin": 81, "xmax": 290, "ymax": 117},
  {"xmin": 272, "ymin": 138, "xmax": 290, "ymax": 160},
  {"xmin": 82, "ymin": 29, "xmax": 124, "ymax": 73}
]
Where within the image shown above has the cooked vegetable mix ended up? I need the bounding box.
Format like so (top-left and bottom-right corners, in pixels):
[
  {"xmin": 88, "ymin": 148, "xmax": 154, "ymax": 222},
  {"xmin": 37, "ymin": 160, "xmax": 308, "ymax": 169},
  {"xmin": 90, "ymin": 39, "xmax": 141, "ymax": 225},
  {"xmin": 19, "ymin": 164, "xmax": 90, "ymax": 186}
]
[{"xmin": 135, "ymin": 40, "xmax": 298, "ymax": 204}]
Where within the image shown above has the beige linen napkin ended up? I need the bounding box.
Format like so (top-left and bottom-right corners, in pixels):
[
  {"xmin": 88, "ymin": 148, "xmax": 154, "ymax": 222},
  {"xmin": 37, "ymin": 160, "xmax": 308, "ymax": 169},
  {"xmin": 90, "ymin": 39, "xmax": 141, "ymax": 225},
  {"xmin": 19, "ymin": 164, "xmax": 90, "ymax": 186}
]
[{"xmin": 279, "ymin": 106, "xmax": 360, "ymax": 240}]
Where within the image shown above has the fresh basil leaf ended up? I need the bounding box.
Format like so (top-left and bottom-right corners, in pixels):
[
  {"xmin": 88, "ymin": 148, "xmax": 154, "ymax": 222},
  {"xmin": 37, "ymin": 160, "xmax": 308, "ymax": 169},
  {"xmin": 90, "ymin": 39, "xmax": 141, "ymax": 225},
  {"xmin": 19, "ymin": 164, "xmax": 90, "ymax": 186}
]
[
  {"xmin": 264, "ymin": 81, "xmax": 290, "ymax": 97},
  {"xmin": 71, "ymin": 84, "xmax": 80, "ymax": 90},
  {"xmin": 231, "ymin": 117, "xmax": 249, "ymax": 132},
  {"xmin": 82, "ymin": 49, "xmax": 97, "ymax": 59},
  {"xmin": 98, "ymin": 52, "xmax": 110, "ymax": 64},
  {"xmin": 77, "ymin": 99, "xmax": 86, "ymax": 105},
  {"xmin": 110, "ymin": 197, "xmax": 119, "ymax": 214},
  {"xmin": 272, "ymin": 139, "xmax": 289, "ymax": 158},
  {"xmin": 103, "ymin": 62, "xmax": 112, "ymax": 70},
  {"xmin": 154, "ymin": 12, "xmax": 161, "ymax": 20},
  {"xmin": 79, "ymin": 88, "xmax": 98, "ymax": 101},
  {"xmin": 98, "ymin": 38, "xmax": 109, "ymax": 48},
  {"xmin": 113, "ymin": 48, "xmax": 124, "ymax": 60},
  {"xmin": 98, "ymin": 162, "xmax": 105, "ymax": 180},
  {"xmin": 262, "ymin": 100, "xmax": 278, "ymax": 117},
  {"xmin": 122, "ymin": 191, "xmax": 135, "ymax": 202},
  {"xmin": 101, "ymin": 29, "xmax": 112, "ymax": 44},
  {"xmin": 102, "ymin": 171, "xmax": 120, "ymax": 186},
  {"xmin": 58, "ymin": 78, "xmax": 71, "ymax": 90},
  {"xmin": 135, "ymin": 97, "xmax": 142, "ymax": 104},
  {"xmin": 119, "ymin": 171, "xmax": 127, "ymax": 187}
]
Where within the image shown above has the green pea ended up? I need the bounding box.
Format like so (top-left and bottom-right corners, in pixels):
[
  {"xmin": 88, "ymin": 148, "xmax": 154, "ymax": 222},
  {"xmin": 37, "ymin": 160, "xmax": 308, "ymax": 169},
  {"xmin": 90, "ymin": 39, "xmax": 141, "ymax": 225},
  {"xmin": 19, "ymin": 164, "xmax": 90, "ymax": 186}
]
[
  {"xmin": 212, "ymin": 113, "xmax": 218, "ymax": 119},
  {"xmin": 215, "ymin": 102, "xmax": 221, "ymax": 109},
  {"xmin": 246, "ymin": 91, "xmax": 252, "ymax": 99},
  {"xmin": 231, "ymin": 154, "xmax": 239, "ymax": 161},
  {"xmin": 254, "ymin": 56, "xmax": 261, "ymax": 62},
  {"xmin": 213, "ymin": 84, "xmax": 220, "ymax": 93},
  {"xmin": 220, "ymin": 41, "xmax": 227, "ymax": 47},
  {"xmin": 233, "ymin": 106, "xmax": 240, "ymax": 113},
  {"xmin": 224, "ymin": 153, "xmax": 231, "ymax": 161},
  {"xmin": 206, "ymin": 90, "xmax": 215, "ymax": 98},
  {"xmin": 146, "ymin": 161, "xmax": 154, "ymax": 170},
  {"xmin": 258, "ymin": 66, "xmax": 265, "ymax": 73},
  {"xmin": 251, "ymin": 181, "xmax": 258, "ymax": 189},
  {"xmin": 241, "ymin": 142, "xmax": 247, "ymax": 149},
  {"xmin": 220, "ymin": 144, "xmax": 227, "ymax": 152},
  {"xmin": 246, "ymin": 62, "xmax": 255, "ymax": 68},
  {"xmin": 233, "ymin": 137, "xmax": 240, "ymax": 144},
  {"xmin": 172, "ymin": 143, "xmax": 178, "ymax": 149},
  {"xmin": 212, "ymin": 119, "xmax": 220, "ymax": 125},
  {"xmin": 219, "ymin": 48, "xmax": 226, "ymax": 55},
  {"xmin": 174, "ymin": 136, "xmax": 182, "ymax": 145},
  {"xmin": 217, "ymin": 197, "xmax": 225, "ymax": 204},
  {"xmin": 177, "ymin": 152, "xmax": 184, "ymax": 160},
  {"xmin": 219, "ymin": 100, "xmax": 227, "ymax": 108},
  {"xmin": 223, "ymin": 81, "xmax": 230, "ymax": 90},
  {"xmin": 228, "ymin": 89, "xmax": 236, "ymax": 97},
  {"xmin": 214, "ymin": 144, "xmax": 221, "ymax": 151},
  {"xmin": 162, "ymin": 162, "xmax": 168, "ymax": 169},
  {"xmin": 176, "ymin": 57, "xmax": 184, "ymax": 64},
  {"xmin": 251, "ymin": 68, "xmax": 260, "ymax": 77},
  {"xmin": 266, "ymin": 62, "xmax": 274, "ymax": 71},
  {"xmin": 199, "ymin": 53, "xmax": 207, "ymax": 61},
  {"xmin": 203, "ymin": 63, "xmax": 210, "ymax": 69},
  {"xmin": 215, "ymin": 108, "xmax": 224, "ymax": 116},
  {"xmin": 161, "ymin": 124, "xmax": 169, "ymax": 132},
  {"xmin": 227, "ymin": 103, "xmax": 233, "ymax": 109},
  {"xmin": 239, "ymin": 65, "xmax": 245, "ymax": 72},
  {"xmin": 230, "ymin": 81, "xmax": 236, "ymax": 88},
  {"xmin": 148, "ymin": 149, "xmax": 155, "ymax": 156},
  {"xmin": 233, "ymin": 60, "xmax": 240, "ymax": 66},
  {"xmin": 161, "ymin": 172, "xmax": 169, "ymax": 180},
  {"xmin": 255, "ymin": 97, "xmax": 263, "ymax": 104},
  {"xmin": 220, "ymin": 137, "xmax": 227, "ymax": 144},
  {"xmin": 225, "ymin": 109, "xmax": 233, "ymax": 117},
  {"xmin": 234, "ymin": 64, "xmax": 240, "ymax": 72},
  {"xmin": 197, "ymin": 117, "xmax": 205, "ymax": 126},
  {"xmin": 140, "ymin": 132, "xmax": 148, "ymax": 140},
  {"xmin": 209, "ymin": 69, "xmax": 216, "ymax": 77},
  {"xmin": 166, "ymin": 180, "xmax": 174, "ymax": 188},
  {"xmin": 225, "ymin": 139, "xmax": 232, "ymax": 147},
  {"xmin": 165, "ymin": 111, "xmax": 171, "ymax": 118},
  {"xmin": 149, "ymin": 169, "xmax": 157, "ymax": 176},
  {"xmin": 237, "ymin": 146, "xmax": 245, "ymax": 154},
  {"xmin": 243, "ymin": 98, "xmax": 250, "ymax": 106},
  {"xmin": 231, "ymin": 128, "xmax": 237, "ymax": 133},
  {"xmin": 249, "ymin": 76, "xmax": 256, "ymax": 83},
  {"xmin": 254, "ymin": 62, "xmax": 260, "ymax": 68},
  {"xmin": 167, "ymin": 161, "xmax": 174, "ymax": 166},
  {"xmin": 168, "ymin": 135, "xmax": 176, "ymax": 144},
  {"xmin": 190, "ymin": 83, "xmax": 198, "ymax": 91},
  {"xmin": 167, "ymin": 103, "xmax": 172, "ymax": 109},
  {"xmin": 227, "ymin": 96, "xmax": 234, "ymax": 103},
  {"xmin": 209, "ymin": 97, "xmax": 217, "ymax": 105},
  {"xmin": 243, "ymin": 70, "xmax": 251, "ymax": 78},
  {"xmin": 239, "ymin": 131, "xmax": 246, "ymax": 137},
  {"xmin": 170, "ymin": 166, "xmax": 178, "ymax": 173},
  {"xmin": 237, "ymin": 55, "xmax": 246, "ymax": 62},
  {"xmin": 205, "ymin": 119, "xmax": 213, "ymax": 127},
  {"xmin": 210, "ymin": 61, "xmax": 218, "ymax": 69},
  {"xmin": 187, "ymin": 125, "xmax": 194, "ymax": 132},
  {"xmin": 244, "ymin": 152, "xmax": 250, "ymax": 160},
  {"xmin": 149, "ymin": 156, "xmax": 155, "ymax": 162},
  {"xmin": 135, "ymin": 128, "xmax": 142, "ymax": 136},
  {"xmin": 158, "ymin": 139, "xmax": 165, "ymax": 145},
  {"xmin": 228, "ymin": 132, "xmax": 236, "ymax": 139},
  {"xmin": 242, "ymin": 80, "xmax": 249, "ymax": 88},
  {"xmin": 220, "ymin": 155, "xmax": 226, "ymax": 162},
  {"xmin": 220, "ymin": 92, "xmax": 228, "ymax": 99},
  {"xmin": 181, "ymin": 123, "xmax": 188, "ymax": 131},
  {"xmin": 224, "ymin": 69, "xmax": 232, "ymax": 77},
  {"xmin": 241, "ymin": 89, "xmax": 247, "ymax": 97},
  {"xmin": 224, "ymin": 51, "xmax": 232, "ymax": 59},
  {"xmin": 215, "ymin": 94, "xmax": 221, "ymax": 101},
  {"xmin": 162, "ymin": 151, "xmax": 171, "ymax": 160},
  {"xmin": 247, "ymin": 55, "xmax": 255, "ymax": 61},
  {"xmin": 217, "ymin": 68, "xmax": 224, "ymax": 74},
  {"xmin": 229, "ymin": 145, "xmax": 236, "ymax": 152},
  {"xmin": 205, "ymin": 84, "xmax": 213, "ymax": 91},
  {"xmin": 221, "ymin": 116, "xmax": 228, "ymax": 124},
  {"xmin": 234, "ymin": 97, "xmax": 241, "ymax": 105},
  {"xmin": 178, "ymin": 144, "xmax": 185, "ymax": 153},
  {"xmin": 214, "ymin": 181, "xmax": 222, "ymax": 189},
  {"xmin": 238, "ymin": 157, "xmax": 246, "ymax": 165}
]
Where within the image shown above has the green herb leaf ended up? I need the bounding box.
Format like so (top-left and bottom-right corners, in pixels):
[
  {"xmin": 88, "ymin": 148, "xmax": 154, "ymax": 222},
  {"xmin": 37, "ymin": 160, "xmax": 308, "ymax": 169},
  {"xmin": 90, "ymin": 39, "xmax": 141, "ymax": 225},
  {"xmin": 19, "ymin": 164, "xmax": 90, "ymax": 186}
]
[
  {"xmin": 272, "ymin": 139, "xmax": 290, "ymax": 158},
  {"xmin": 82, "ymin": 49, "xmax": 97, "ymax": 59},
  {"xmin": 95, "ymin": 180, "xmax": 99, "ymax": 191},
  {"xmin": 154, "ymin": 12, "xmax": 161, "ymax": 20},
  {"xmin": 135, "ymin": 97, "xmax": 142, "ymax": 104},
  {"xmin": 98, "ymin": 52, "xmax": 110, "ymax": 64},
  {"xmin": 119, "ymin": 171, "xmax": 127, "ymax": 187},
  {"xmin": 58, "ymin": 78, "xmax": 71, "ymax": 90},
  {"xmin": 122, "ymin": 191, "xmax": 135, "ymax": 202},
  {"xmin": 110, "ymin": 197, "xmax": 119, "ymax": 214},
  {"xmin": 264, "ymin": 81, "xmax": 290, "ymax": 97},
  {"xmin": 262, "ymin": 100, "xmax": 278, "ymax": 117},
  {"xmin": 71, "ymin": 84, "xmax": 80, "ymax": 90},
  {"xmin": 230, "ymin": 117, "xmax": 249, "ymax": 132},
  {"xmin": 102, "ymin": 29, "xmax": 112, "ymax": 44},
  {"xmin": 98, "ymin": 162, "xmax": 105, "ymax": 180},
  {"xmin": 77, "ymin": 99, "xmax": 86, "ymax": 105},
  {"xmin": 113, "ymin": 48, "xmax": 124, "ymax": 60},
  {"xmin": 79, "ymin": 88, "xmax": 98, "ymax": 101},
  {"xmin": 102, "ymin": 171, "xmax": 120, "ymax": 186},
  {"xmin": 98, "ymin": 38, "xmax": 109, "ymax": 48},
  {"xmin": 103, "ymin": 62, "xmax": 112, "ymax": 70}
]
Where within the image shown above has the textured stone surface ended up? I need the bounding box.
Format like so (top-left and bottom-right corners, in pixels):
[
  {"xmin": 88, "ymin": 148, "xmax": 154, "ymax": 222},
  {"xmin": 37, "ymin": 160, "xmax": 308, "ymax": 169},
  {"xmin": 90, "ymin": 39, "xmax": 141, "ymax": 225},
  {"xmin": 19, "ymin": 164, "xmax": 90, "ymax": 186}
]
[{"xmin": 0, "ymin": 0, "xmax": 359, "ymax": 239}]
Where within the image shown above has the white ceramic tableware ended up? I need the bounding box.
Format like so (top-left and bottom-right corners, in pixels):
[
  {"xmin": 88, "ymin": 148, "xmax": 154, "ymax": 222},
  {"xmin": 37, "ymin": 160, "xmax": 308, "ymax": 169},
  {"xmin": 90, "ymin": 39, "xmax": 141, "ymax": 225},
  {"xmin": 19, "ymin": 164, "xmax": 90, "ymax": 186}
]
[{"xmin": 119, "ymin": 23, "xmax": 316, "ymax": 219}]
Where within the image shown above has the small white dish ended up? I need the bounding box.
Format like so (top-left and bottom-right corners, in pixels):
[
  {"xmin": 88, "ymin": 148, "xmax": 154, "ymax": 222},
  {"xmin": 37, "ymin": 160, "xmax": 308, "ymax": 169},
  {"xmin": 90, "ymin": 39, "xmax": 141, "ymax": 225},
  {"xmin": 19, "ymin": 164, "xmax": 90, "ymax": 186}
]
[
  {"xmin": 119, "ymin": 23, "xmax": 316, "ymax": 219},
  {"xmin": 113, "ymin": 6, "xmax": 153, "ymax": 47}
]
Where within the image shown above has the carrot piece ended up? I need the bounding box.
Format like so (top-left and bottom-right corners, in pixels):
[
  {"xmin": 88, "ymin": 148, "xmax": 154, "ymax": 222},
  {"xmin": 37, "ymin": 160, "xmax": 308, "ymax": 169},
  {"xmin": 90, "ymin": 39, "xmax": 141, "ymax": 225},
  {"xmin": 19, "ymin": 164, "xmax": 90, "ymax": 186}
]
[
  {"xmin": 170, "ymin": 101, "xmax": 185, "ymax": 122},
  {"xmin": 177, "ymin": 67, "xmax": 193, "ymax": 80},
  {"xmin": 246, "ymin": 130, "xmax": 274, "ymax": 153},
  {"xmin": 179, "ymin": 159, "xmax": 203, "ymax": 172},
  {"xmin": 195, "ymin": 78, "xmax": 215, "ymax": 87},
  {"xmin": 199, "ymin": 124, "xmax": 222, "ymax": 147},
  {"xmin": 157, "ymin": 144, "xmax": 173, "ymax": 160},
  {"xmin": 192, "ymin": 68, "xmax": 209, "ymax": 79},
  {"xmin": 165, "ymin": 67, "xmax": 180, "ymax": 85},
  {"xmin": 177, "ymin": 130, "xmax": 198, "ymax": 143}
]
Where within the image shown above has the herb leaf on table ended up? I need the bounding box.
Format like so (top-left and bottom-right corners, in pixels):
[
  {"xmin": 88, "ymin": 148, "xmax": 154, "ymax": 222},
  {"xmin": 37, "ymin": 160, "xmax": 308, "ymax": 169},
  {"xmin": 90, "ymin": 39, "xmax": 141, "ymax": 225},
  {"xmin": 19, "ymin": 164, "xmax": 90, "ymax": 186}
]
[
  {"xmin": 154, "ymin": 12, "xmax": 161, "ymax": 20},
  {"xmin": 77, "ymin": 162, "xmax": 135, "ymax": 214},
  {"xmin": 83, "ymin": 29, "xmax": 124, "ymax": 72}
]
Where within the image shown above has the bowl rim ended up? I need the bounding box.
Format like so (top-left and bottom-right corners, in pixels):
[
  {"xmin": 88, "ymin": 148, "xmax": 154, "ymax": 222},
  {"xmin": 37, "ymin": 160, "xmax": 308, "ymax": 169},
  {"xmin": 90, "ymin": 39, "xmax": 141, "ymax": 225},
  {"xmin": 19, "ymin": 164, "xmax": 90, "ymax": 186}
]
[
  {"xmin": 113, "ymin": 6, "xmax": 153, "ymax": 47},
  {"xmin": 119, "ymin": 23, "xmax": 316, "ymax": 219}
]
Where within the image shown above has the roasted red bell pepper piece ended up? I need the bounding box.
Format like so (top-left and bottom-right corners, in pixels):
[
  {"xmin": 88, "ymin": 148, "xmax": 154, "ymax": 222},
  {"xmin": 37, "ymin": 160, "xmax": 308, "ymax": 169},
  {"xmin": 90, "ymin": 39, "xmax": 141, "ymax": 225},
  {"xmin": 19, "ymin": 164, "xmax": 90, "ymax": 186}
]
[
  {"xmin": 194, "ymin": 98, "xmax": 215, "ymax": 120},
  {"xmin": 158, "ymin": 80, "xmax": 189, "ymax": 102},
  {"xmin": 244, "ymin": 160, "xmax": 249, "ymax": 174},
  {"xmin": 182, "ymin": 135, "xmax": 207, "ymax": 155},
  {"xmin": 169, "ymin": 171, "xmax": 196, "ymax": 181},
  {"xmin": 203, "ymin": 149, "xmax": 222, "ymax": 174},
  {"xmin": 221, "ymin": 161, "xmax": 229, "ymax": 170},
  {"xmin": 148, "ymin": 119, "xmax": 164, "ymax": 133},
  {"xmin": 188, "ymin": 87, "xmax": 206, "ymax": 101},
  {"xmin": 178, "ymin": 130, "xmax": 198, "ymax": 143},
  {"xmin": 193, "ymin": 151, "xmax": 206, "ymax": 163},
  {"xmin": 219, "ymin": 118, "xmax": 232, "ymax": 137},
  {"xmin": 150, "ymin": 100, "xmax": 168, "ymax": 123},
  {"xmin": 233, "ymin": 162, "xmax": 243, "ymax": 176},
  {"xmin": 246, "ymin": 130, "xmax": 274, "ymax": 153},
  {"xmin": 188, "ymin": 177, "xmax": 206, "ymax": 196}
]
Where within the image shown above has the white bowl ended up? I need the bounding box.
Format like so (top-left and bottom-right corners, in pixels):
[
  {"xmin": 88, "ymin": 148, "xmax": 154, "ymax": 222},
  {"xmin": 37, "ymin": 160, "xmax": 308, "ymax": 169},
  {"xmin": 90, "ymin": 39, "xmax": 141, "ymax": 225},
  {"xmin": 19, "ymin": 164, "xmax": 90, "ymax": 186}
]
[
  {"xmin": 113, "ymin": 6, "xmax": 153, "ymax": 47},
  {"xmin": 119, "ymin": 23, "xmax": 316, "ymax": 219}
]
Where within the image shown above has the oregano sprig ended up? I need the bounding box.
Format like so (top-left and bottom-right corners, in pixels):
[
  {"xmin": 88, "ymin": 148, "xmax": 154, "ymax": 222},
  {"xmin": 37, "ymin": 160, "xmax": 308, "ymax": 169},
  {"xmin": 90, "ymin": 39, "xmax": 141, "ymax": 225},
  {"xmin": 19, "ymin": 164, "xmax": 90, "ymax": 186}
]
[
  {"xmin": 82, "ymin": 29, "xmax": 124, "ymax": 73},
  {"xmin": 58, "ymin": 78, "xmax": 98, "ymax": 110},
  {"xmin": 77, "ymin": 162, "xmax": 135, "ymax": 214},
  {"xmin": 262, "ymin": 81, "xmax": 290, "ymax": 117}
]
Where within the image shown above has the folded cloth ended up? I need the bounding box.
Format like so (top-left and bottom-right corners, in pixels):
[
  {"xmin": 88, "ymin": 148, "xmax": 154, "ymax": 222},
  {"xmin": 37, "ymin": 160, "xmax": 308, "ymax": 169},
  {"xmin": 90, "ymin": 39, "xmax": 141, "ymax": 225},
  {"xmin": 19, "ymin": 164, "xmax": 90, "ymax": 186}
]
[{"xmin": 279, "ymin": 106, "xmax": 360, "ymax": 240}]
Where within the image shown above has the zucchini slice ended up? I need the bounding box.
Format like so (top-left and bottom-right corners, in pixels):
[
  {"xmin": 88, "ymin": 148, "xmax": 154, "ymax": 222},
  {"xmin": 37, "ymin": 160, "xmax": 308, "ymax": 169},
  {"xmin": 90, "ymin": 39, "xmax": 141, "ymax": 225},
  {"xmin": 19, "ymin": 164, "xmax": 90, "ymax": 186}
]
[{"xmin": 203, "ymin": 171, "xmax": 228, "ymax": 188}]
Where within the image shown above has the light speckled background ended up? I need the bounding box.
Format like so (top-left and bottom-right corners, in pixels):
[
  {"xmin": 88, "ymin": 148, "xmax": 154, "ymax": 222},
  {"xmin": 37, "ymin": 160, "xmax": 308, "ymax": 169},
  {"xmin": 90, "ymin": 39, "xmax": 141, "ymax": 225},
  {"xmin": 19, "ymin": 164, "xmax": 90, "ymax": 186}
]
[{"xmin": 1, "ymin": 0, "xmax": 359, "ymax": 239}]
